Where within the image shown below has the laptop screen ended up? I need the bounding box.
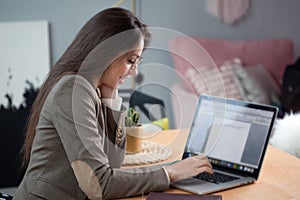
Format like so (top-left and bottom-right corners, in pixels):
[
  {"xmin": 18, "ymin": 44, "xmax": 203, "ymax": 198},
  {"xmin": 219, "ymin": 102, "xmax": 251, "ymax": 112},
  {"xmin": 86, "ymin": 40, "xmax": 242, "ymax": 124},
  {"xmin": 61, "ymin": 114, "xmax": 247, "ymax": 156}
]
[{"xmin": 184, "ymin": 94, "xmax": 278, "ymax": 177}]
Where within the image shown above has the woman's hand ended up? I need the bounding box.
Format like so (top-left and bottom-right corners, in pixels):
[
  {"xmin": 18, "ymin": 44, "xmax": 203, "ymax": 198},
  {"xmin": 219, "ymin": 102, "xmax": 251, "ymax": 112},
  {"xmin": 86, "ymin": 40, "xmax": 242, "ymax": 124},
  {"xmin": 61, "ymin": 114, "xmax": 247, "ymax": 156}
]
[
  {"xmin": 164, "ymin": 155, "xmax": 213, "ymax": 182},
  {"xmin": 99, "ymin": 83, "xmax": 118, "ymax": 99}
]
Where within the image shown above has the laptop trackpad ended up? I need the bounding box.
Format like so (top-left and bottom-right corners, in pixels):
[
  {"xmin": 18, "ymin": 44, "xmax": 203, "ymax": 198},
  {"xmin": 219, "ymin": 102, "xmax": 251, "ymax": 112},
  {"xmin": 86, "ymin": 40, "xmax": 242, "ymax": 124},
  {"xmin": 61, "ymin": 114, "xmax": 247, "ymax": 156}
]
[
  {"xmin": 172, "ymin": 178, "xmax": 215, "ymax": 187},
  {"xmin": 171, "ymin": 178, "xmax": 219, "ymax": 194}
]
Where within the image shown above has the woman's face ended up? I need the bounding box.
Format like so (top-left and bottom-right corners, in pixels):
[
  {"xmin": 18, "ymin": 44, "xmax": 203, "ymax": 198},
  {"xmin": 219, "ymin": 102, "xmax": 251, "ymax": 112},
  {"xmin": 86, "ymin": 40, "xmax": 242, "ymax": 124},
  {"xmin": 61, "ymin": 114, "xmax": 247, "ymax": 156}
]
[{"xmin": 100, "ymin": 39, "xmax": 144, "ymax": 89}]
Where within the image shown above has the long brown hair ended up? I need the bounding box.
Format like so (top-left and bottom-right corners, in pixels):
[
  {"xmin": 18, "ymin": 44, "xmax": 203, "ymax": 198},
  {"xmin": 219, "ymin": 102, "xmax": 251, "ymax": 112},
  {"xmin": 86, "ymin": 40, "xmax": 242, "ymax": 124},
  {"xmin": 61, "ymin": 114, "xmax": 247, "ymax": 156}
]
[{"xmin": 22, "ymin": 7, "xmax": 151, "ymax": 167}]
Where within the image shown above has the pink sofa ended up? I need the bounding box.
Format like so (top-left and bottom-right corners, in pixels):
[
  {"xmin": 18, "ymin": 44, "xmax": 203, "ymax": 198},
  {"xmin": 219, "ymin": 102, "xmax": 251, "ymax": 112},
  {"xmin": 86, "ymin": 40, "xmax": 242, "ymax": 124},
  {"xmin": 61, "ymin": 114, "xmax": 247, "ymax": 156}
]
[{"xmin": 169, "ymin": 36, "xmax": 294, "ymax": 129}]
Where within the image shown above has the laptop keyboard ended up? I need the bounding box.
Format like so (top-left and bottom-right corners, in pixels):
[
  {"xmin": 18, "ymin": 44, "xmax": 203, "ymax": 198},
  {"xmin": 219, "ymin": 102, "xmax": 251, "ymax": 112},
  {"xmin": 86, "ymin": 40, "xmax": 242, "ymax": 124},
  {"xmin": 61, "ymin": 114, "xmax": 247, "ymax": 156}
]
[{"xmin": 194, "ymin": 172, "xmax": 239, "ymax": 184}]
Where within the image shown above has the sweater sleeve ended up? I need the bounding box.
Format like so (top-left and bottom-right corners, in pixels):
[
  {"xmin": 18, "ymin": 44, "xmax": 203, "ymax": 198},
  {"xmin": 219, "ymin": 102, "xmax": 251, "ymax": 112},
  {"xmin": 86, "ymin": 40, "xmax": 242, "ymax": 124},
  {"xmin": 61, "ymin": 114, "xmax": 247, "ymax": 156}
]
[{"xmin": 50, "ymin": 76, "xmax": 169, "ymax": 199}]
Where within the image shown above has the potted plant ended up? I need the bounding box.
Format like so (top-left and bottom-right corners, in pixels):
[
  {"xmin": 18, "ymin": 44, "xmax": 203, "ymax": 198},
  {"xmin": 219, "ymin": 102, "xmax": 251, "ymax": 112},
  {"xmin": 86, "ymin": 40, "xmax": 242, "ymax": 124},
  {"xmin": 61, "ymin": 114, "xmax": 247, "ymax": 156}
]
[{"xmin": 125, "ymin": 107, "xmax": 143, "ymax": 153}]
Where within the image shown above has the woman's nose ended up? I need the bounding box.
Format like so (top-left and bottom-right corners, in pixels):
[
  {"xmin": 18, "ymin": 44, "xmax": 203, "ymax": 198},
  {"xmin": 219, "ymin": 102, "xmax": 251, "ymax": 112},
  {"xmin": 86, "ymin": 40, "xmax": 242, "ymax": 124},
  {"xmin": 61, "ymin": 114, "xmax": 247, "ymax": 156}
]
[{"xmin": 129, "ymin": 66, "xmax": 138, "ymax": 76}]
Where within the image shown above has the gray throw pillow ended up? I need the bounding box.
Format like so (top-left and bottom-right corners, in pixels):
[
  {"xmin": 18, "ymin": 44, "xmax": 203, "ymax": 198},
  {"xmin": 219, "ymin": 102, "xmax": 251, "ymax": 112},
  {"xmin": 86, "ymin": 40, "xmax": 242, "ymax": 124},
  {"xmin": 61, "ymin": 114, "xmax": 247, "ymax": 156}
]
[{"xmin": 233, "ymin": 64, "xmax": 280, "ymax": 105}]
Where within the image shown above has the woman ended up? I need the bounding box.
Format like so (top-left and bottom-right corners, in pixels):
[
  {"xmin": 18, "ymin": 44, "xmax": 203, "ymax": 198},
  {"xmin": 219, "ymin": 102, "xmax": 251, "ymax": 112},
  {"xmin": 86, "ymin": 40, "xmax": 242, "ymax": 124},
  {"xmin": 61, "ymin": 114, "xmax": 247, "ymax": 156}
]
[{"xmin": 14, "ymin": 7, "xmax": 213, "ymax": 200}]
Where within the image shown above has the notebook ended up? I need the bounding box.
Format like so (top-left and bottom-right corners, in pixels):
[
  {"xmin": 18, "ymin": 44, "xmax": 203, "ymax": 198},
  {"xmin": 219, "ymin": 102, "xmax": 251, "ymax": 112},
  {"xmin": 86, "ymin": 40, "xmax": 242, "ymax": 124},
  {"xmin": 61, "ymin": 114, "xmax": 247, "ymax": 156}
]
[
  {"xmin": 146, "ymin": 192, "xmax": 222, "ymax": 200},
  {"xmin": 171, "ymin": 94, "xmax": 278, "ymax": 194}
]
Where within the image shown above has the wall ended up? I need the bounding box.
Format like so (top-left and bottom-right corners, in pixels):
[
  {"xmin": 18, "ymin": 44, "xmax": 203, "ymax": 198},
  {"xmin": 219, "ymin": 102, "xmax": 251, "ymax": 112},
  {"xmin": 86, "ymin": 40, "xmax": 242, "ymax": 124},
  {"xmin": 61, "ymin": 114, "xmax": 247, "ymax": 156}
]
[{"xmin": 0, "ymin": 0, "xmax": 299, "ymax": 128}]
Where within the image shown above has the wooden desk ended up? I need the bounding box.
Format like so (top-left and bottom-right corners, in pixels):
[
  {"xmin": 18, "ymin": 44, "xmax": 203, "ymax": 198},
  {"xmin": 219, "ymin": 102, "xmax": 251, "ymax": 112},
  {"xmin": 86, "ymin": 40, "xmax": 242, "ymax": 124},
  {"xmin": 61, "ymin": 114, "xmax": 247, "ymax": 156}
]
[{"xmin": 120, "ymin": 129, "xmax": 300, "ymax": 200}]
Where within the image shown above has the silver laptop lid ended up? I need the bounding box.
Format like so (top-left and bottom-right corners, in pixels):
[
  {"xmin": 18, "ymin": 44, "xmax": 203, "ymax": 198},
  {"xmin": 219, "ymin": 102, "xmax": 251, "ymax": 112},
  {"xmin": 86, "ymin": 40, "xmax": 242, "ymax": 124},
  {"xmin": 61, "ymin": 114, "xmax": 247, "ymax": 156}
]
[{"xmin": 183, "ymin": 94, "xmax": 278, "ymax": 179}]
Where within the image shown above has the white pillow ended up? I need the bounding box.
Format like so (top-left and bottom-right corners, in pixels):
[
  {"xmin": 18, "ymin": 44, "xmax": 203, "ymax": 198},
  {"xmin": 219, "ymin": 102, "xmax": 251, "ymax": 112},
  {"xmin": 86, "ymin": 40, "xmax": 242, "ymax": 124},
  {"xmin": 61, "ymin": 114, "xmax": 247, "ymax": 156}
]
[
  {"xmin": 270, "ymin": 112, "xmax": 300, "ymax": 158},
  {"xmin": 184, "ymin": 58, "xmax": 243, "ymax": 100}
]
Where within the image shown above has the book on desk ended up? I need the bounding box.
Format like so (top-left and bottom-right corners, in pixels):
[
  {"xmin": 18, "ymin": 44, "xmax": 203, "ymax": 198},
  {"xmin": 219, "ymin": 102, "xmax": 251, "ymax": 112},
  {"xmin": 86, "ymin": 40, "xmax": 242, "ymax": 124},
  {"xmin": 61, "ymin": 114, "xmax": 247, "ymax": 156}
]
[{"xmin": 146, "ymin": 192, "xmax": 222, "ymax": 200}]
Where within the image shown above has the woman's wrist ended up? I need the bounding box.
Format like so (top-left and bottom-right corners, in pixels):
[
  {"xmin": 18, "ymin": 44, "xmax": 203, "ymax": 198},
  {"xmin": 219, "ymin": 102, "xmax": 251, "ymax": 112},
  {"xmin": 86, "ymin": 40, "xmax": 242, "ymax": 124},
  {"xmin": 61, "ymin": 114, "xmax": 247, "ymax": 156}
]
[
  {"xmin": 163, "ymin": 156, "xmax": 213, "ymax": 183},
  {"xmin": 163, "ymin": 165, "xmax": 177, "ymax": 182}
]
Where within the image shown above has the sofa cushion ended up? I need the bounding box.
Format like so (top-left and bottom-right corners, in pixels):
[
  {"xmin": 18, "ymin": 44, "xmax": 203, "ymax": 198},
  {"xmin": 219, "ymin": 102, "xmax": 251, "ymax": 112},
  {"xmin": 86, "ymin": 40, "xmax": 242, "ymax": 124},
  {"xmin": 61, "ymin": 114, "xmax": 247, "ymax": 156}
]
[
  {"xmin": 233, "ymin": 64, "xmax": 281, "ymax": 105},
  {"xmin": 169, "ymin": 36, "xmax": 294, "ymax": 92},
  {"xmin": 184, "ymin": 58, "xmax": 243, "ymax": 100}
]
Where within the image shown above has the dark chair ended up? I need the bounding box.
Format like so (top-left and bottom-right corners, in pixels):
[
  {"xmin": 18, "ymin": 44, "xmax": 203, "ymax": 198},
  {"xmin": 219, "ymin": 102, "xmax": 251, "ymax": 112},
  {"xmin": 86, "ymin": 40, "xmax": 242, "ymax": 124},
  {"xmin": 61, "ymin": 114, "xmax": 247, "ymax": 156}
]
[
  {"xmin": 129, "ymin": 90, "xmax": 166, "ymax": 122},
  {"xmin": 0, "ymin": 193, "xmax": 13, "ymax": 200},
  {"xmin": 118, "ymin": 89, "xmax": 134, "ymax": 103}
]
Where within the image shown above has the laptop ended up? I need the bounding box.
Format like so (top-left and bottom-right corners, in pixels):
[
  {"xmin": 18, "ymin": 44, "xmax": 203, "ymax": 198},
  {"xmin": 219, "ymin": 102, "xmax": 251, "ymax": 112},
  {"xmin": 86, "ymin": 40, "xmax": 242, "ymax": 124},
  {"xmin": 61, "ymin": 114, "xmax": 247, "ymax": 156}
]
[{"xmin": 171, "ymin": 94, "xmax": 278, "ymax": 194}]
